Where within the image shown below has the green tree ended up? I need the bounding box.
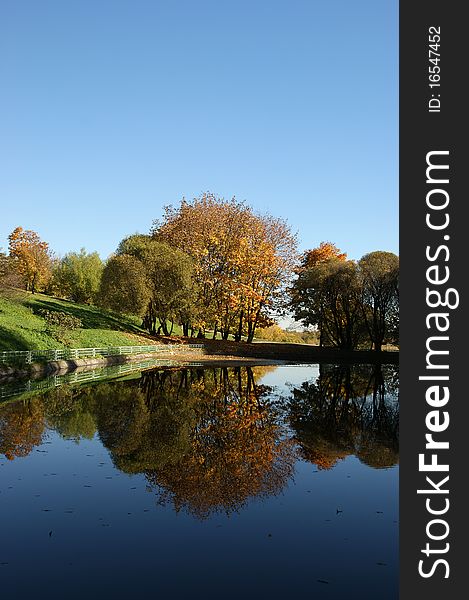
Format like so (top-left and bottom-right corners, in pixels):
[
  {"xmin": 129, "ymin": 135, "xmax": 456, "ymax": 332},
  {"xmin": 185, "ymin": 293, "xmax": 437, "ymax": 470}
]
[
  {"xmin": 291, "ymin": 253, "xmax": 365, "ymax": 350},
  {"xmin": 290, "ymin": 242, "xmax": 347, "ymax": 346},
  {"xmin": 359, "ymin": 251, "xmax": 399, "ymax": 351},
  {"xmin": 98, "ymin": 254, "xmax": 150, "ymax": 316},
  {"xmin": 108, "ymin": 235, "xmax": 198, "ymax": 335},
  {"xmin": 53, "ymin": 248, "xmax": 104, "ymax": 304},
  {"xmin": 116, "ymin": 233, "xmax": 154, "ymax": 259},
  {"xmin": 138, "ymin": 240, "xmax": 197, "ymax": 336}
]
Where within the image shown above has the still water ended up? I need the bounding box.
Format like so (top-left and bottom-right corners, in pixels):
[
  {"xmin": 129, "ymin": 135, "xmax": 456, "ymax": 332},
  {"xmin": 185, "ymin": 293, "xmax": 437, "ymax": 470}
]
[{"xmin": 0, "ymin": 363, "xmax": 398, "ymax": 599}]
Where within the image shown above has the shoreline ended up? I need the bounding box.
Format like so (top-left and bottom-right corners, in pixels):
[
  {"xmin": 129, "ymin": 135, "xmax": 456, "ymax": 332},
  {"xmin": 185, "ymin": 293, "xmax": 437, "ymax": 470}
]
[
  {"xmin": 0, "ymin": 351, "xmax": 289, "ymax": 382},
  {"xmin": 0, "ymin": 340, "xmax": 398, "ymax": 382}
]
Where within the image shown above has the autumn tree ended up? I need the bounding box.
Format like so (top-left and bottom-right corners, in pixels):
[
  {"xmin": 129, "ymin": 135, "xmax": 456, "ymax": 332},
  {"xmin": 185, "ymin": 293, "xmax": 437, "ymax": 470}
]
[
  {"xmin": 290, "ymin": 243, "xmax": 362, "ymax": 348},
  {"xmin": 116, "ymin": 233, "xmax": 153, "ymax": 259},
  {"xmin": 113, "ymin": 366, "xmax": 294, "ymax": 518},
  {"xmin": 153, "ymin": 193, "xmax": 298, "ymax": 341},
  {"xmin": 8, "ymin": 227, "xmax": 52, "ymax": 293},
  {"xmin": 52, "ymin": 248, "xmax": 104, "ymax": 304},
  {"xmin": 358, "ymin": 251, "xmax": 399, "ymax": 351},
  {"xmin": 300, "ymin": 241, "xmax": 347, "ymax": 270},
  {"xmin": 290, "ymin": 242, "xmax": 347, "ymax": 346},
  {"xmin": 291, "ymin": 243, "xmax": 399, "ymax": 351}
]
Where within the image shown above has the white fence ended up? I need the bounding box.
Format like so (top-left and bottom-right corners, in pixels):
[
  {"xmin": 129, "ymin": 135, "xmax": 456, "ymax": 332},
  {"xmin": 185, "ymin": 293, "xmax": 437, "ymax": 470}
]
[
  {"xmin": 0, "ymin": 357, "xmax": 206, "ymax": 401},
  {"xmin": 0, "ymin": 344, "xmax": 204, "ymax": 365}
]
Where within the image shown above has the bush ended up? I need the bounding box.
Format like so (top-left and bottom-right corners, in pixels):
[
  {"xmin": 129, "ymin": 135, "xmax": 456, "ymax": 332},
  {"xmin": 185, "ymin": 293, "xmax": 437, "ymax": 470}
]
[
  {"xmin": 36, "ymin": 309, "xmax": 82, "ymax": 344},
  {"xmin": 255, "ymin": 324, "xmax": 319, "ymax": 344},
  {"xmin": 38, "ymin": 309, "xmax": 82, "ymax": 330}
]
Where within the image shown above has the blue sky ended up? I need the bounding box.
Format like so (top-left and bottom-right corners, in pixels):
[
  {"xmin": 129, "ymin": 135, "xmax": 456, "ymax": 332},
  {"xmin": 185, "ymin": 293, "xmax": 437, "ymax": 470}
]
[{"xmin": 0, "ymin": 0, "xmax": 398, "ymax": 262}]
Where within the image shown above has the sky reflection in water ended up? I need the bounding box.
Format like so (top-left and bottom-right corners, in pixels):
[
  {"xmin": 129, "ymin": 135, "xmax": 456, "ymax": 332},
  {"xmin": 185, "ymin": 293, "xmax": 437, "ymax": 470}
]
[{"xmin": 0, "ymin": 363, "xmax": 398, "ymax": 599}]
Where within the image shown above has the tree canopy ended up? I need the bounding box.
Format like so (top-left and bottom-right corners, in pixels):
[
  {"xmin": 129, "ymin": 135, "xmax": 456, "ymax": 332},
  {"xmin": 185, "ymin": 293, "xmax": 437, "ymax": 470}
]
[
  {"xmin": 100, "ymin": 235, "xmax": 197, "ymax": 336},
  {"xmin": 98, "ymin": 254, "xmax": 150, "ymax": 316},
  {"xmin": 290, "ymin": 244, "xmax": 399, "ymax": 350},
  {"xmin": 4, "ymin": 212, "xmax": 398, "ymax": 347},
  {"xmin": 153, "ymin": 193, "xmax": 298, "ymax": 341},
  {"xmin": 8, "ymin": 227, "xmax": 52, "ymax": 293},
  {"xmin": 359, "ymin": 251, "xmax": 399, "ymax": 351},
  {"xmin": 52, "ymin": 248, "xmax": 104, "ymax": 304}
]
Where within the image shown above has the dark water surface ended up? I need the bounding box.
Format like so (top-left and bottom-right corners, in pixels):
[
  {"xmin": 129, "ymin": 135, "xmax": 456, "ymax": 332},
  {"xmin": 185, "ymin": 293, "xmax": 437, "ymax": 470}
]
[{"xmin": 0, "ymin": 363, "xmax": 398, "ymax": 599}]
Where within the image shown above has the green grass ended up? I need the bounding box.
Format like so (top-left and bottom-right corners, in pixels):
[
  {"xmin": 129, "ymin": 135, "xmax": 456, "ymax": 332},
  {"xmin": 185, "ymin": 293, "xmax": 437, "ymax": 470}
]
[{"xmin": 0, "ymin": 290, "xmax": 155, "ymax": 350}]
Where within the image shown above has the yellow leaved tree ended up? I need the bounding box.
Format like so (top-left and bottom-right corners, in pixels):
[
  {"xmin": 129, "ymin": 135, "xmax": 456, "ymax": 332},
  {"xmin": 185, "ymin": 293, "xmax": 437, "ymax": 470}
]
[{"xmin": 8, "ymin": 227, "xmax": 52, "ymax": 293}]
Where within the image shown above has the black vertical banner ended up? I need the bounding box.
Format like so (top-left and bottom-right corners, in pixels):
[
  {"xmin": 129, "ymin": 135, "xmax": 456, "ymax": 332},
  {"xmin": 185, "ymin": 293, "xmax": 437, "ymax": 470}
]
[{"xmin": 400, "ymin": 2, "xmax": 467, "ymax": 598}]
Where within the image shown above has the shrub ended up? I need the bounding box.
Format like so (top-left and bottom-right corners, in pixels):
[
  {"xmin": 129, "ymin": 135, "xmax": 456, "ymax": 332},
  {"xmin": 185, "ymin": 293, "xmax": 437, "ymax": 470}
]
[{"xmin": 38, "ymin": 309, "xmax": 82, "ymax": 330}]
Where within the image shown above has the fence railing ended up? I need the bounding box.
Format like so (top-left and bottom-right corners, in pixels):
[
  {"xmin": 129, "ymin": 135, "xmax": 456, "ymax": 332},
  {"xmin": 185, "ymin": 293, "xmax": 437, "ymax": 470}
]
[{"xmin": 0, "ymin": 344, "xmax": 204, "ymax": 366}]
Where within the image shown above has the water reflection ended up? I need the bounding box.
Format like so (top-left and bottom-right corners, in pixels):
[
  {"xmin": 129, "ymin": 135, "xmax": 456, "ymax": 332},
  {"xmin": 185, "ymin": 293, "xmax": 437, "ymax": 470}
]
[
  {"xmin": 0, "ymin": 363, "xmax": 398, "ymax": 517},
  {"xmin": 140, "ymin": 368, "xmax": 295, "ymax": 518},
  {"xmin": 288, "ymin": 363, "xmax": 399, "ymax": 470}
]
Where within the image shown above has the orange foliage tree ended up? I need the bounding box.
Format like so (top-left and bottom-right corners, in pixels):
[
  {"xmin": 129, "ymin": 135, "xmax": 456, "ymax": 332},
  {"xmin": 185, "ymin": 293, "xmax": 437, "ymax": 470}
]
[
  {"xmin": 290, "ymin": 241, "xmax": 349, "ymax": 346},
  {"xmin": 141, "ymin": 366, "xmax": 295, "ymax": 518},
  {"xmin": 82, "ymin": 366, "xmax": 294, "ymax": 518},
  {"xmin": 299, "ymin": 241, "xmax": 347, "ymax": 271},
  {"xmin": 153, "ymin": 193, "xmax": 298, "ymax": 341},
  {"xmin": 8, "ymin": 227, "xmax": 52, "ymax": 293}
]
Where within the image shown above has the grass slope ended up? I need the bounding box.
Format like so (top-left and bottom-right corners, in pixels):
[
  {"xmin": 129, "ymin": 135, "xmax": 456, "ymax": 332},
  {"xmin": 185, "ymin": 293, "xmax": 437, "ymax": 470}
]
[{"xmin": 0, "ymin": 291, "xmax": 156, "ymax": 350}]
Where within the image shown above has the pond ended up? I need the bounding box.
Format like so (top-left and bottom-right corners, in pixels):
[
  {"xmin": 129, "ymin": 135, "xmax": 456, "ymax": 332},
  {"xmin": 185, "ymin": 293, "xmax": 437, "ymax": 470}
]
[{"xmin": 0, "ymin": 363, "xmax": 398, "ymax": 599}]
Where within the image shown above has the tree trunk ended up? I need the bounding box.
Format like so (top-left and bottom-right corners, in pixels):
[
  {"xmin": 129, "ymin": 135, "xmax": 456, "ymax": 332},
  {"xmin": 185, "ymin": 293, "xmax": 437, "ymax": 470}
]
[
  {"xmin": 247, "ymin": 309, "xmax": 261, "ymax": 343},
  {"xmin": 234, "ymin": 310, "xmax": 244, "ymax": 342},
  {"xmin": 160, "ymin": 319, "xmax": 169, "ymax": 336}
]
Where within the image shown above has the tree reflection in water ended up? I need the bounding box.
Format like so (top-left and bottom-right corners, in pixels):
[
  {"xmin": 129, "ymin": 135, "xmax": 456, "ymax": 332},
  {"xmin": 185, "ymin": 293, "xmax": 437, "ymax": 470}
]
[
  {"xmin": 139, "ymin": 367, "xmax": 295, "ymax": 518},
  {"xmin": 288, "ymin": 363, "xmax": 399, "ymax": 470},
  {"xmin": 0, "ymin": 363, "xmax": 398, "ymax": 517},
  {"xmin": 0, "ymin": 398, "xmax": 45, "ymax": 460}
]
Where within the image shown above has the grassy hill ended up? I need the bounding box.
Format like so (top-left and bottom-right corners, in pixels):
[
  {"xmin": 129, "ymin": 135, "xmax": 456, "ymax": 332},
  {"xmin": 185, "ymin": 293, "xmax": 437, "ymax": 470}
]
[
  {"xmin": 0, "ymin": 290, "xmax": 322, "ymax": 353},
  {"xmin": 0, "ymin": 290, "xmax": 159, "ymax": 351}
]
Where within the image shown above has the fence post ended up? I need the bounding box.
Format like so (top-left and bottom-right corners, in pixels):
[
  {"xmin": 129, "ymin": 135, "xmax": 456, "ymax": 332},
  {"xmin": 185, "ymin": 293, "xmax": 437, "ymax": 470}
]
[{"xmin": 26, "ymin": 351, "xmax": 32, "ymax": 364}]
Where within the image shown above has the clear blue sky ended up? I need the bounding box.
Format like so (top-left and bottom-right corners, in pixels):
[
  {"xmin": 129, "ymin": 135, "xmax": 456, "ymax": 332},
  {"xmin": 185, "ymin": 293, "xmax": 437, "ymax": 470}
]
[{"xmin": 1, "ymin": 0, "xmax": 398, "ymax": 261}]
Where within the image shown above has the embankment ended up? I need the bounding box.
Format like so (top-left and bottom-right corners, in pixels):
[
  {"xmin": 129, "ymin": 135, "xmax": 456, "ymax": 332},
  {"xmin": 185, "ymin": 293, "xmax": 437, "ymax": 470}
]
[
  {"xmin": 0, "ymin": 339, "xmax": 398, "ymax": 381},
  {"xmin": 201, "ymin": 339, "xmax": 399, "ymax": 364}
]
